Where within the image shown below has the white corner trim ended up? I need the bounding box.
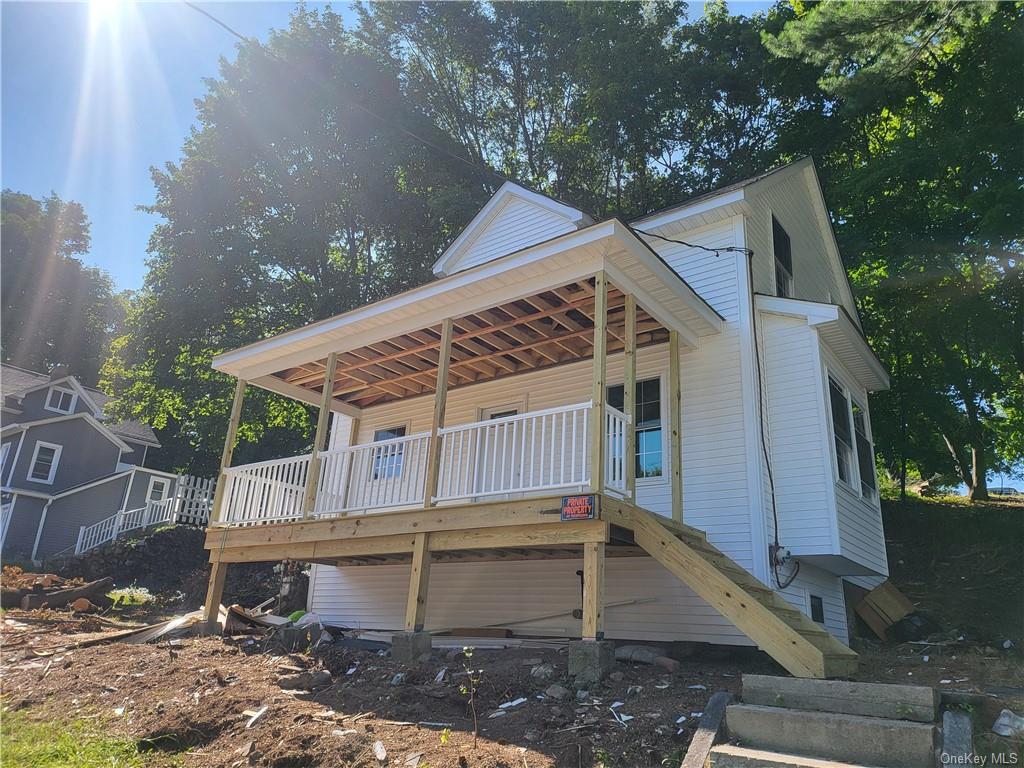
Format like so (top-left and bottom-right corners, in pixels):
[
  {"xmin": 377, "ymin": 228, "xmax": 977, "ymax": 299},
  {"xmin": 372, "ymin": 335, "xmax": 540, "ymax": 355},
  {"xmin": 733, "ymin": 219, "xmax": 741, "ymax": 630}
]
[
  {"xmin": 26, "ymin": 441, "xmax": 62, "ymax": 485},
  {"xmin": 30, "ymin": 497, "xmax": 54, "ymax": 563},
  {"xmin": 5, "ymin": 431, "xmax": 25, "ymax": 487}
]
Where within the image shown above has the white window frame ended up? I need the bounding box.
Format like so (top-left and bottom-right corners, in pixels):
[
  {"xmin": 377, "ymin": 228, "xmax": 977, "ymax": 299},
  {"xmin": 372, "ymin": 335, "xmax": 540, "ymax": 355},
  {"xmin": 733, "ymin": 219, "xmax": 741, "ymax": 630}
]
[
  {"xmin": 146, "ymin": 476, "xmax": 170, "ymax": 503},
  {"xmin": 26, "ymin": 441, "xmax": 62, "ymax": 485},
  {"xmin": 0, "ymin": 442, "xmax": 9, "ymax": 476},
  {"xmin": 851, "ymin": 398, "xmax": 878, "ymax": 501},
  {"xmin": 825, "ymin": 370, "xmax": 878, "ymax": 502},
  {"xmin": 44, "ymin": 385, "xmax": 77, "ymax": 415},
  {"xmin": 371, "ymin": 422, "xmax": 411, "ymax": 480},
  {"xmin": 607, "ymin": 374, "xmax": 668, "ymax": 485}
]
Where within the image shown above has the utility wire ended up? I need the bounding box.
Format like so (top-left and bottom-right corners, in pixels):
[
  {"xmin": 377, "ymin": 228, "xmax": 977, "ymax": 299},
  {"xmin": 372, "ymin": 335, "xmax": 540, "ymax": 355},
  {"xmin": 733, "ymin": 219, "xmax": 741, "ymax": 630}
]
[{"xmin": 632, "ymin": 227, "xmax": 754, "ymax": 258}]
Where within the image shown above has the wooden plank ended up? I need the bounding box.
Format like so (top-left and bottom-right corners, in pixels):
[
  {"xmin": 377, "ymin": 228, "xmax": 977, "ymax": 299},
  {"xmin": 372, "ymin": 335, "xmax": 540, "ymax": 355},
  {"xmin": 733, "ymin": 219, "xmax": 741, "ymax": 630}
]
[
  {"xmin": 303, "ymin": 351, "xmax": 338, "ymax": 517},
  {"xmin": 424, "ymin": 318, "xmax": 453, "ymax": 507},
  {"xmin": 856, "ymin": 581, "xmax": 915, "ymax": 641},
  {"xmin": 203, "ymin": 559, "xmax": 228, "ymax": 626},
  {"xmin": 589, "ymin": 271, "xmax": 608, "ymax": 493},
  {"xmin": 208, "ymin": 378, "xmax": 246, "ymax": 526},
  {"xmin": 581, "ymin": 540, "xmax": 605, "ymax": 640},
  {"xmin": 211, "ymin": 533, "xmax": 419, "ymax": 563},
  {"xmin": 669, "ymin": 329, "xmax": 683, "ymax": 522},
  {"xmin": 680, "ymin": 691, "xmax": 734, "ymax": 768},
  {"xmin": 429, "ymin": 520, "xmax": 608, "ymax": 551},
  {"xmin": 623, "ymin": 294, "xmax": 637, "ymax": 499},
  {"xmin": 405, "ymin": 532, "xmax": 431, "ymax": 631}
]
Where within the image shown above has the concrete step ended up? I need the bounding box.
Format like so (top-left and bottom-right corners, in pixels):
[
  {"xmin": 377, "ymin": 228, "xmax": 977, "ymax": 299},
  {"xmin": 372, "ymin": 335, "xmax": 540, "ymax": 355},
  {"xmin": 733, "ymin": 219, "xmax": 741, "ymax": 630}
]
[
  {"xmin": 710, "ymin": 744, "xmax": 882, "ymax": 768},
  {"xmin": 742, "ymin": 675, "xmax": 939, "ymax": 723},
  {"xmin": 725, "ymin": 704, "xmax": 937, "ymax": 768}
]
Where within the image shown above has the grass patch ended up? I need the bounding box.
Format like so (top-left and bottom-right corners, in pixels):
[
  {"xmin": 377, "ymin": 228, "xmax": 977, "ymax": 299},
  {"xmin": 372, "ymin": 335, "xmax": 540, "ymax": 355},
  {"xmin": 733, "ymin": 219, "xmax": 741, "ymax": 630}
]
[
  {"xmin": 1, "ymin": 708, "xmax": 180, "ymax": 767},
  {"xmin": 108, "ymin": 585, "xmax": 154, "ymax": 607}
]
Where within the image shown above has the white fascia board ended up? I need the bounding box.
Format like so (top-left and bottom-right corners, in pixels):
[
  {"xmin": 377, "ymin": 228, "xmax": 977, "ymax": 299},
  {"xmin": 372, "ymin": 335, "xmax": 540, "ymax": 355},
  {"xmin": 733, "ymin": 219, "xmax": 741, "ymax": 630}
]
[
  {"xmin": 216, "ymin": 220, "xmax": 619, "ymax": 380},
  {"xmin": 1, "ymin": 424, "xmax": 26, "ymax": 437},
  {"xmin": 50, "ymin": 470, "xmax": 133, "ymax": 500},
  {"xmin": 432, "ymin": 182, "xmax": 592, "ymax": 276},
  {"xmin": 12, "ymin": 412, "xmax": 134, "ymax": 452},
  {"xmin": 20, "ymin": 376, "xmax": 101, "ymax": 415},
  {"xmin": 630, "ymin": 188, "xmax": 746, "ymax": 231},
  {"xmin": 756, "ymin": 294, "xmax": 841, "ymax": 325}
]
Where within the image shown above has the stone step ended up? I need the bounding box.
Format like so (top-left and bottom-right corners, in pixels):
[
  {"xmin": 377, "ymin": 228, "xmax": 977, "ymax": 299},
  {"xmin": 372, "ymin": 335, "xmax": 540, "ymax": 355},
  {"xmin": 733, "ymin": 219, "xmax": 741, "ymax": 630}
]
[
  {"xmin": 741, "ymin": 675, "xmax": 939, "ymax": 723},
  {"xmin": 710, "ymin": 744, "xmax": 882, "ymax": 768},
  {"xmin": 725, "ymin": 704, "xmax": 937, "ymax": 768}
]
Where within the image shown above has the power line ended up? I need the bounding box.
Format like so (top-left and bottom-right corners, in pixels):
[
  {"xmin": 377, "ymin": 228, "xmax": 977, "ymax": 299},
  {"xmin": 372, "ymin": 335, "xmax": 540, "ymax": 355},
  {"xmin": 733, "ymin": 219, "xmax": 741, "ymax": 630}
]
[{"xmin": 632, "ymin": 227, "xmax": 754, "ymax": 258}]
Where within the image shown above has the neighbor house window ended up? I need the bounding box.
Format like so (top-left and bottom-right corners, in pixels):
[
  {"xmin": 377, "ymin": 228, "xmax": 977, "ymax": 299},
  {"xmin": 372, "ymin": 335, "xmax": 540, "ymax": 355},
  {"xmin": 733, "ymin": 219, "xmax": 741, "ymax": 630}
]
[
  {"xmin": 45, "ymin": 386, "xmax": 76, "ymax": 414},
  {"xmin": 147, "ymin": 477, "xmax": 170, "ymax": 503},
  {"xmin": 852, "ymin": 401, "xmax": 877, "ymax": 499},
  {"xmin": 372, "ymin": 426, "xmax": 406, "ymax": 479},
  {"xmin": 27, "ymin": 441, "xmax": 62, "ymax": 484},
  {"xmin": 772, "ymin": 216, "xmax": 793, "ymax": 298},
  {"xmin": 828, "ymin": 377, "xmax": 854, "ymax": 486},
  {"xmin": 607, "ymin": 377, "xmax": 663, "ymax": 479}
]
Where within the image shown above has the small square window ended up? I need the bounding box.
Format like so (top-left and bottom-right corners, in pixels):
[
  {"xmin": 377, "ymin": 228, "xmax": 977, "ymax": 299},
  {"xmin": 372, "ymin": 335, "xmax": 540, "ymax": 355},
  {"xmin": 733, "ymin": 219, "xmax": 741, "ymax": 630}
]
[
  {"xmin": 45, "ymin": 387, "xmax": 75, "ymax": 414},
  {"xmin": 810, "ymin": 595, "xmax": 825, "ymax": 624},
  {"xmin": 372, "ymin": 426, "xmax": 406, "ymax": 479}
]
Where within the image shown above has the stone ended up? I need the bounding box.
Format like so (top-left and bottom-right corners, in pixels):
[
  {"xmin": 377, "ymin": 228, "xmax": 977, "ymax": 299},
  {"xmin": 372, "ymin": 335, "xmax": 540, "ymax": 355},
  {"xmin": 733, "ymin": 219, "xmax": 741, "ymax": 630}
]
[
  {"xmin": 569, "ymin": 639, "xmax": 615, "ymax": 684},
  {"xmin": 609, "ymin": 671, "xmax": 625, "ymax": 682},
  {"xmin": 390, "ymin": 673, "xmax": 407, "ymax": 686},
  {"xmin": 391, "ymin": 631, "xmax": 432, "ymax": 664},
  {"xmin": 614, "ymin": 644, "xmax": 661, "ymax": 665},
  {"xmin": 942, "ymin": 710, "xmax": 973, "ymax": 762},
  {"xmin": 576, "ymin": 689, "xmax": 590, "ymax": 702},
  {"xmin": 654, "ymin": 656, "xmax": 680, "ymax": 673},
  {"xmin": 278, "ymin": 669, "xmax": 331, "ymax": 690},
  {"xmin": 545, "ymin": 684, "xmax": 571, "ymax": 701},
  {"xmin": 993, "ymin": 708, "xmax": 1024, "ymax": 738},
  {"xmin": 530, "ymin": 663, "xmax": 555, "ymax": 680}
]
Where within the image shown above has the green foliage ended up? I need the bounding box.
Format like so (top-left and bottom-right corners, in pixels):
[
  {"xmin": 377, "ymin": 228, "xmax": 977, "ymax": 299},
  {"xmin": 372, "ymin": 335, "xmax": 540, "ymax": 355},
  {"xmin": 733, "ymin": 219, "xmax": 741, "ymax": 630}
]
[
  {"xmin": 1, "ymin": 191, "xmax": 121, "ymax": 385},
  {"xmin": 0, "ymin": 708, "xmax": 177, "ymax": 767}
]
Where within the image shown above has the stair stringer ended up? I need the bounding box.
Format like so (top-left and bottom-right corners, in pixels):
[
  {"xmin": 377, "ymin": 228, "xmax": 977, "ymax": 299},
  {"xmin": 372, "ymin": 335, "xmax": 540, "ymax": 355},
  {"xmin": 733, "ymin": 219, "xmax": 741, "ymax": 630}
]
[{"xmin": 602, "ymin": 499, "xmax": 857, "ymax": 679}]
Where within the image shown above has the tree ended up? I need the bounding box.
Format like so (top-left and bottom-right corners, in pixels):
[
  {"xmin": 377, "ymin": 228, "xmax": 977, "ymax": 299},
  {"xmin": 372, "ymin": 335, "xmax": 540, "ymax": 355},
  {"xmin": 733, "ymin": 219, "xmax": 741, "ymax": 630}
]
[
  {"xmin": 765, "ymin": 0, "xmax": 1024, "ymax": 499},
  {"xmin": 102, "ymin": 7, "xmax": 483, "ymax": 474},
  {"xmin": 1, "ymin": 190, "xmax": 119, "ymax": 384}
]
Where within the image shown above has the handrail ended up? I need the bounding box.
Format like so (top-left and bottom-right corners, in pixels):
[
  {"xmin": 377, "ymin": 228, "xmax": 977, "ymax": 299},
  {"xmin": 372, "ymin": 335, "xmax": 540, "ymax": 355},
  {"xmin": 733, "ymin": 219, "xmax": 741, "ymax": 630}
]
[
  {"xmin": 223, "ymin": 453, "xmax": 314, "ymax": 474},
  {"xmin": 437, "ymin": 401, "xmax": 592, "ymax": 434}
]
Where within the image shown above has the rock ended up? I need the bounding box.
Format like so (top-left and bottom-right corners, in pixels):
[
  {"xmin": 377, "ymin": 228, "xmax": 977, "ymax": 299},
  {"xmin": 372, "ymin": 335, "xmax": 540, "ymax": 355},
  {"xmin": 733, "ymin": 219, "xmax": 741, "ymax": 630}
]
[
  {"xmin": 373, "ymin": 740, "xmax": 387, "ymax": 763},
  {"xmin": 614, "ymin": 644, "xmax": 662, "ymax": 665},
  {"xmin": 609, "ymin": 671, "xmax": 625, "ymax": 682},
  {"xmin": 654, "ymin": 656, "xmax": 680, "ymax": 673},
  {"xmin": 993, "ymin": 709, "xmax": 1024, "ymax": 737},
  {"xmin": 545, "ymin": 684, "xmax": 571, "ymax": 701},
  {"xmin": 70, "ymin": 597, "xmax": 96, "ymax": 613},
  {"xmin": 1002, "ymin": 639, "xmax": 1014, "ymax": 650},
  {"xmin": 390, "ymin": 672, "xmax": 407, "ymax": 686},
  {"xmin": 576, "ymin": 689, "xmax": 590, "ymax": 702},
  {"xmin": 530, "ymin": 663, "xmax": 555, "ymax": 680},
  {"xmin": 278, "ymin": 670, "xmax": 332, "ymax": 690}
]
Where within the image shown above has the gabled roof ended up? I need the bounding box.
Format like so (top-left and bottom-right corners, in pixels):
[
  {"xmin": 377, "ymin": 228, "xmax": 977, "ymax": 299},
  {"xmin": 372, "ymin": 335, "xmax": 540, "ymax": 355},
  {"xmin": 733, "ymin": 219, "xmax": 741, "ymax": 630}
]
[
  {"xmin": 1, "ymin": 411, "xmax": 136, "ymax": 452},
  {"xmin": 433, "ymin": 181, "xmax": 593, "ymax": 276}
]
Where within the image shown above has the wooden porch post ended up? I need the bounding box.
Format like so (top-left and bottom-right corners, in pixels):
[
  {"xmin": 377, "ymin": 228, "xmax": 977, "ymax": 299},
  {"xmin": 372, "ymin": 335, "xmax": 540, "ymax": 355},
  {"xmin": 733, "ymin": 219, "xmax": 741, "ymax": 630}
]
[
  {"xmin": 303, "ymin": 351, "xmax": 339, "ymax": 517},
  {"xmin": 623, "ymin": 294, "xmax": 637, "ymax": 500},
  {"xmin": 404, "ymin": 532, "xmax": 432, "ymax": 631},
  {"xmin": 208, "ymin": 378, "xmax": 247, "ymax": 526},
  {"xmin": 589, "ymin": 272, "xmax": 608, "ymax": 493},
  {"xmin": 581, "ymin": 541, "xmax": 606, "ymax": 640},
  {"xmin": 423, "ymin": 318, "xmax": 454, "ymax": 508},
  {"xmin": 669, "ymin": 330, "xmax": 683, "ymax": 522},
  {"xmin": 203, "ymin": 559, "xmax": 228, "ymax": 628}
]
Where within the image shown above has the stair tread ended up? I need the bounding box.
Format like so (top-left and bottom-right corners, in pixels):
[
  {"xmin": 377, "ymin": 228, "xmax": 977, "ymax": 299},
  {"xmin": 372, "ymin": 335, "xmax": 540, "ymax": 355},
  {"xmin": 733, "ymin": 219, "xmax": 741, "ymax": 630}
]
[{"xmin": 711, "ymin": 744, "xmax": 885, "ymax": 768}]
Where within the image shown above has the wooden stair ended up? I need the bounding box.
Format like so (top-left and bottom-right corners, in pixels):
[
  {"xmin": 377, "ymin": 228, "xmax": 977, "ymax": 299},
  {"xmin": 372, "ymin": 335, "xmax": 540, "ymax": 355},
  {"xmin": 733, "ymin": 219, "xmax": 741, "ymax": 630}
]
[{"xmin": 602, "ymin": 499, "xmax": 858, "ymax": 679}]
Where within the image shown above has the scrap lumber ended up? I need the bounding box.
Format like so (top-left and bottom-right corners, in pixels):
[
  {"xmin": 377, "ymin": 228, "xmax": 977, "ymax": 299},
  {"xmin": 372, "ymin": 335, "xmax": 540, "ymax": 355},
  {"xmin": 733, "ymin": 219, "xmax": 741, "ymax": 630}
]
[
  {"xmin": 680, "ymin": 691, "xmax": 734, "ymax": 768},
  {"xmin": 19, "ymin": 577, "xmax": 114, "ymax": 611},
  {"xmin": 855, "ymin": 581, "xmax": 915, "ymax": 641}
]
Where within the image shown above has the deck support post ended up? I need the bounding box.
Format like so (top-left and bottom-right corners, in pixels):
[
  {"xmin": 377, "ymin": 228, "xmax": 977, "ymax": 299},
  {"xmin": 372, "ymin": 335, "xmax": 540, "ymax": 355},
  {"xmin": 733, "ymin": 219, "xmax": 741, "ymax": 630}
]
[
  {"xmin": 209, "ymin": 378, "xmax": 247, "ymax": 526},
  {"xmin": 581, "ymin": 541, "xmax": 605, "ymax": 640},
  {"xmin": 404, "ymin": 532, "xmax": 431, "ymax": 632},
  {"xmin": 623, "ymin": 294, "xmax": 637, "ymax": 500},
  {"xmin": 589, "ymin": 272, "xmax": 608, "ymax": 493},
  {"xmin": 303, "ymin": 351, "xmax": 339, "ymax": 517},
  {"xmin": 423, "ymin": 318, "xmax": 453, "ymax": 508},
  {"xmin": 202, "ymin": 559, "xmax": 228, "ymax": 630},
  {"xmin": 669, "ymin": 329, "xmax": 683, "ymax": 522}
]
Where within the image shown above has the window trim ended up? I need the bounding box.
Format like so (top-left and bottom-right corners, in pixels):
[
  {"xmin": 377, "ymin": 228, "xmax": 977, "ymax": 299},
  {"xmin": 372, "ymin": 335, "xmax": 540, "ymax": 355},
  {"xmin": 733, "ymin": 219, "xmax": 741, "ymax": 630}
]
[
  {"xmin": 606, "ymin": 374, "xmax": 668, "ymax": 485},
  {"xmin": 26, "ymin": 440, "xmax": 62, "ymax": 485},
  {"xmin": 851, "ymin": 398, "xmax": 878, "ymax": 501},
  {"xmin": 825, "ymin": 369, "xmax": 877, "ymax": 503},
  {"xmin": 44, "ymin": 385, "xmax": 78, "ymax": 415},
  {"xmin": 146, "ymin": 476, "xmax": 171, "ymax": 503},
  {"xmin": 0, "ymin": 442, "xmax": 9, "ymax": 476},
  {"xmin": 809, "ymin": 594, "xmax": 825, "ymax": 624},
  {"xmin": 371, "ymin": 423, "xmax": 410, "ymax": 480}
]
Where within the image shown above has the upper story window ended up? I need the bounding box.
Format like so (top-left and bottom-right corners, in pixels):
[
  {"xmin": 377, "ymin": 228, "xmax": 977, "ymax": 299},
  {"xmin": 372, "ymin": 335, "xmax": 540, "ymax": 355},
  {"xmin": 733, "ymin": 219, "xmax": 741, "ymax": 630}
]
[
  {"xmin": 45, "ymin": 385, "xmax": 77, "ymax": 414},
  {"xmin": 772, "ymin": 216, "xmax": 793, "ymax": 298},
  {"xmin": 27, "ymin": 441, "xmax": 62, "ymax": 485},
  {"xmin": 372, "ymin": 425, "xmax": 406, "ymax": 480},
  {"xmin": 828, "ymin": 374, "xmax": 878, "ymax": 501},
  {"xmin": 607, "ymin": 376, "xmax": 663, "ymax": 479}
]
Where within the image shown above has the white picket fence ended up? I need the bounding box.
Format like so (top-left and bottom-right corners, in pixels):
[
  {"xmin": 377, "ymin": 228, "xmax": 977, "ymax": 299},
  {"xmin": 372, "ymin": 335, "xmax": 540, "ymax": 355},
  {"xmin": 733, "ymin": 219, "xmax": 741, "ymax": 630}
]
[{"xmin": 74, "ymin": 473, "xmax": 215, "ymax": 555}]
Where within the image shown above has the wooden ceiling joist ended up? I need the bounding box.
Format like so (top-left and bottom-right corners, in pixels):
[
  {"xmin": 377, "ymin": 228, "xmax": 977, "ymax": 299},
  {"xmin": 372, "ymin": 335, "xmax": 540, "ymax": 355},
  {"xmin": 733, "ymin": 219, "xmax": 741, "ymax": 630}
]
[{"xmin": 272, "ymin": 277, "xmax": 669, "ymax": 408}]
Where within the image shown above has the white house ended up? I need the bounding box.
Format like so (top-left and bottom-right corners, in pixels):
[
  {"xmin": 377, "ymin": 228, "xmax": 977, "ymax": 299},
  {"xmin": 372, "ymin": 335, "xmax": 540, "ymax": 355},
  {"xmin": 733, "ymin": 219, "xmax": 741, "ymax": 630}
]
[{"xmin": 202, "ymin": 157, "xmax": 888, "ymax": 679}]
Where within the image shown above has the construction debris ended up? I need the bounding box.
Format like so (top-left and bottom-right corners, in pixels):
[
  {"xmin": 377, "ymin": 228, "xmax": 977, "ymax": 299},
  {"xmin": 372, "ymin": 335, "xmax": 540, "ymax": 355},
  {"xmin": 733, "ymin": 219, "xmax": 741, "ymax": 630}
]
[
  {"xmin": 278, "ymin": 669, "xmax": 332, "ymax": 691},
  {"xmin": 8, "ymin": 572, "xmax": 114, "ymax": 611},
  {"xmin": 855, "ymin": 581, "xmax": 916, "ymax": 641}
]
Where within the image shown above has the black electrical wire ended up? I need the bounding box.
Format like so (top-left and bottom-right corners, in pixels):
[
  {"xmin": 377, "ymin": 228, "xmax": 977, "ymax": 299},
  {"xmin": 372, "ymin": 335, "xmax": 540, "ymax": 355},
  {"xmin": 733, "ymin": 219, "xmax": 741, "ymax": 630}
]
[{"xmin": 632, "ymin": 228, "xmax": 754, "ymax": 258}]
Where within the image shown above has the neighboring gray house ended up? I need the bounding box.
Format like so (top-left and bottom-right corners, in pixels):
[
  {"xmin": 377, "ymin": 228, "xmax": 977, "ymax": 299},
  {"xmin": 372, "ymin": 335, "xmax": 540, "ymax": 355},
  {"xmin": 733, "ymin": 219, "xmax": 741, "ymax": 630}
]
[{"xmin": 1, "ymin": 364, "xmax": 180, "ymax": 562}]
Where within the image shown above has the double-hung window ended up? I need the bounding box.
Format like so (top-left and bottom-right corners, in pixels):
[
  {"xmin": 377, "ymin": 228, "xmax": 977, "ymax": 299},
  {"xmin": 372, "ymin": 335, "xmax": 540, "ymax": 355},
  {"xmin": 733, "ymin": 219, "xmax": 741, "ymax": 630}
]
[
  {"xmin": 27, "ymin": 441, "xmax": 62, "ymax": 485},
  {"xmin": 45, "ymin": 386, "xmax": 76, "ymax": 414},
  {"xmin": 372, "ymin": 426, "xmax": 406, "ymax": 480},
  {"xmin": 607, "ymin": 377, "xmax": 663, "ymax": 479},
  {"xmin": 772, "ymin": 216, "xmax": 793, "ymax": 298},
  {"xmin": 828, "ymin": 375, "xmax": 878, "ymax": 500}
]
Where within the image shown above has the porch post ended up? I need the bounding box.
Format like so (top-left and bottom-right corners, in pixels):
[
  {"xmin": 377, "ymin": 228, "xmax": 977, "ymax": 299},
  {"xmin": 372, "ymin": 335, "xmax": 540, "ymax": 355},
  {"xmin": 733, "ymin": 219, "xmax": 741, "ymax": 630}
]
[
  {"xmin": 624, "ymin": 294, "xmax": 637, "ymax": 500},
  {"xmin": 589, "ymin": 271, "xmax": 608, "ymax": 493},
  {"xmin": 208, "ymin": 378, "xmax": 246, "ymax": 526},
  {"xmin": 404, "ymin": 532, "xmax": 432, "ymax": 631},
  {"xmin": 203, "ymin": 558, "xmax": 228, "ymax": 629},
  {"xmin": 303, "ymin": 351, "xmax": 339, "ymax": 517},
  {"xmin": 669, "ymin": 330, "xmax": 683, "ymax": 522},
  {"xmin": 581, "ymin": 540, "xmax": 606, "ymax": 640},
  {"xmin": 423, "ymin": 318, "xmax": 454, "ymax": 508}
]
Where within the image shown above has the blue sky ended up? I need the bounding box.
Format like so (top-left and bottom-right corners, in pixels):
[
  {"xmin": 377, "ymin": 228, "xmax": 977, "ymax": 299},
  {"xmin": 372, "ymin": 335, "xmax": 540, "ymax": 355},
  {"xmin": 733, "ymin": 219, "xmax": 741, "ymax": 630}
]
[{"xmin": 2, "ymin": 0, "xmax": 773, "ymax": 292}]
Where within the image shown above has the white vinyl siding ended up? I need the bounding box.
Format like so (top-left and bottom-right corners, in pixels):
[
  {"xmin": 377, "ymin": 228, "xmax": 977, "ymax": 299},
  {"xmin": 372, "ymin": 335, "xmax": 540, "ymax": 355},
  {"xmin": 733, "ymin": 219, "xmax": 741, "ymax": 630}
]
[
  {"xmin": 27, "ymin": 441, "xmax": 62, "ymax": 485},
  {"xmin": 777, "ymin": 560, "xmax": 850, "ymax": 644}
]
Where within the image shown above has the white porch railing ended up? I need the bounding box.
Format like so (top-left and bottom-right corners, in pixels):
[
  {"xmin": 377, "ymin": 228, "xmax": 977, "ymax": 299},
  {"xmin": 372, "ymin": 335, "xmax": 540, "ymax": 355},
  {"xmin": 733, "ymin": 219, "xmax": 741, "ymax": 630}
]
[
  {"xmin": 220, "ymin": 454, "xmax": 311, "ymax": 526},
  {"xmin": 434, "ymin": 401, "xmax": 593, "ymax": 502},
  {"xmin": 217, "ymin": 400, "xmax": 631, "ymax": 527},
  {"xmin": 315, "ymin": 431, "xmax": 431, "ymax": 516}
]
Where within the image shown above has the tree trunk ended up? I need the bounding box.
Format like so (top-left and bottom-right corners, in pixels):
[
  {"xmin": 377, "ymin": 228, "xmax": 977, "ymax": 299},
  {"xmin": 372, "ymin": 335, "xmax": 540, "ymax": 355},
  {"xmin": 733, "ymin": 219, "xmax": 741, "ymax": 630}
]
[
  {"xmin": 942, "ymin": 433, "xmax": 974, "ymax": 492},
  {"xmin": 968, "ymin": 445, "xmax": 989, "ymax": 501}
]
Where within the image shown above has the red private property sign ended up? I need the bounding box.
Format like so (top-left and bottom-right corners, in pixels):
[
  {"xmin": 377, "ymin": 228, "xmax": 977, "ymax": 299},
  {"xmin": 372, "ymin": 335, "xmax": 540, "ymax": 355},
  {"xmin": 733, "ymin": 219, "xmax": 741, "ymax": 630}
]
[{"xmin": 560, "ymin": 494, "xmax": 596, "ymax": 521}]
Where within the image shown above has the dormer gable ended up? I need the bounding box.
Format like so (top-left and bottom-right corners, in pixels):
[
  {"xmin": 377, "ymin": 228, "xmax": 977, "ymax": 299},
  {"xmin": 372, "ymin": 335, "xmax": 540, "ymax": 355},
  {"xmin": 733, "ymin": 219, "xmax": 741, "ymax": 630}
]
[{"xmin": 433, "ymin": 182, "xmax": 592, "ymax": 276}]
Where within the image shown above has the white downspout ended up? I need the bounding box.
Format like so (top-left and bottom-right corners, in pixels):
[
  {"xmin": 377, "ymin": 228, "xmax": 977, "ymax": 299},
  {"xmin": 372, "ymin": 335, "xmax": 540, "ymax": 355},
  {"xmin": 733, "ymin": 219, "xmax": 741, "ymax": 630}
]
[{"xmin": 30, "ymin": 497, "xmax": 54, "ymax": 564}]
